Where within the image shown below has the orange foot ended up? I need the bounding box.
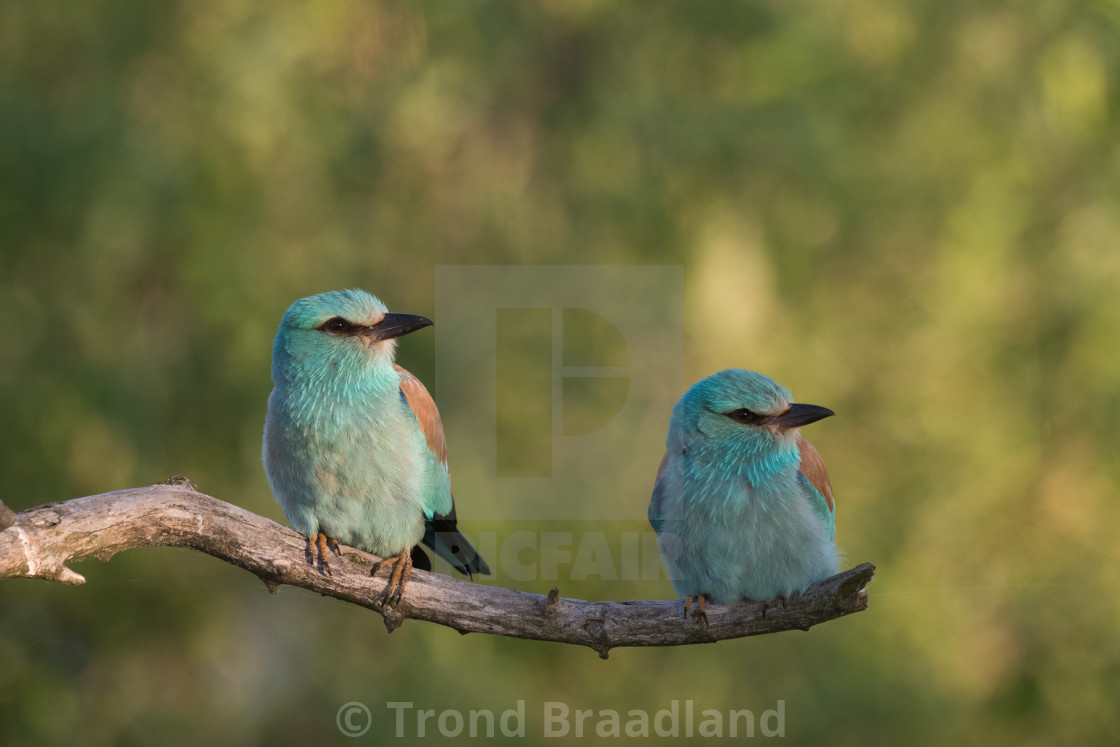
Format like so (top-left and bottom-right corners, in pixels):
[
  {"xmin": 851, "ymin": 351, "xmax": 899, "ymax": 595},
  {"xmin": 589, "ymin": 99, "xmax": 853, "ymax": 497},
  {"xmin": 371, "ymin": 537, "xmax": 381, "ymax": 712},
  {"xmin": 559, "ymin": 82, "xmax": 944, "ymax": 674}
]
[
  {"xmin": 682, "ymin": 594, "xmax": 708, "ymax": 624},
  {"xmin": 306, "ymin": 532, "xmax": 341, "ymax": 576},
  {"xmin": 761, "ymin": 595, "xmax": 788, "ymax": 618},
  {"xmin": 372, "ymin": 547, "xmax": 413, "ymax": 607}
]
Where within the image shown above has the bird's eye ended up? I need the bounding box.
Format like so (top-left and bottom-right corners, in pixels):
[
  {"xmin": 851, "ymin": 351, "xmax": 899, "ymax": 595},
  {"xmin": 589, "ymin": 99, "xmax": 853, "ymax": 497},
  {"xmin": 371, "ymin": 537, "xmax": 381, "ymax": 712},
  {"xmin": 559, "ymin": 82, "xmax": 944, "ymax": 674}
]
[
  {"xmin": 726, "ymin": 408, "xmax": 767, "ymax": 426},
  {"xmin": 321, "ymin": 317, "xmax": 352, "ymax": 334}
]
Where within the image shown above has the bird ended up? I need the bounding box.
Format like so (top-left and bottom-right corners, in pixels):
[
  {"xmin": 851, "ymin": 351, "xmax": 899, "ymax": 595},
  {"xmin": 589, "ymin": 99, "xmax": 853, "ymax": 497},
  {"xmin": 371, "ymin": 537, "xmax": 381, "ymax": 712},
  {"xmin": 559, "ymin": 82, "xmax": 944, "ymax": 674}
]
[
  {"xmin": 648, "ymin": 368, "xmax": 838, "ymax": 618},
  {"xmin": 262, "ymin": 289, "xmax": 490, "ymax": 606}
]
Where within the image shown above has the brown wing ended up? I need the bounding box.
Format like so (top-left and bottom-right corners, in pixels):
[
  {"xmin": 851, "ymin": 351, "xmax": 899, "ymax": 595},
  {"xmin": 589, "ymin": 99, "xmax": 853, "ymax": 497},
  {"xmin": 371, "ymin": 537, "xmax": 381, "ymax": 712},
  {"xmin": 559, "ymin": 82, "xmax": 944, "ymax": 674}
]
[
  {"xmin": 396, "ymin": 365, "xmax": 490, "ymax": 576},
  {"xmin": 797, "ymin": 435, "xmax": 834, "ymax": 513},
  {"xmin": 394, "ymin": 363, "xmax": 448, "ymax": 467}
]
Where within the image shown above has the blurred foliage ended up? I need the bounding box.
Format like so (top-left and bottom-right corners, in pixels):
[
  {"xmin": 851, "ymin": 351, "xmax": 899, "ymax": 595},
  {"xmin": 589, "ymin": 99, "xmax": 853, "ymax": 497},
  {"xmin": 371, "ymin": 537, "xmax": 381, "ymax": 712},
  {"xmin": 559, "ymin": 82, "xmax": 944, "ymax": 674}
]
[{"xmin": 3, "ymin": 0, "xmax": 1120, "ymax": 744}]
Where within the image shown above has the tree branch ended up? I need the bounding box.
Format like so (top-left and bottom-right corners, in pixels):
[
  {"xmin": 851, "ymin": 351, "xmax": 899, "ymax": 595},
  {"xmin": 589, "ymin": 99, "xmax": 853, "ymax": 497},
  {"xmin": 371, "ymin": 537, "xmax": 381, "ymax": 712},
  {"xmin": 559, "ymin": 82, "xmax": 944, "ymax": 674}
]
[{"xmin": 0, "ymin": 484, "xmax": 874, "ymax": 658}]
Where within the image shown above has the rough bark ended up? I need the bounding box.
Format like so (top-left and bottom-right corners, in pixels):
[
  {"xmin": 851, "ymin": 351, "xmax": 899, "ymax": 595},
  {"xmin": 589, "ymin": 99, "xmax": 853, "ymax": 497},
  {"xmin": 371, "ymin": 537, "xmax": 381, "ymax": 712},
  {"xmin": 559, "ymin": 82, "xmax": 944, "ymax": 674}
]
[{"xmin": 0, "ymin": 484, "xmax": 874, "ymax": 658}]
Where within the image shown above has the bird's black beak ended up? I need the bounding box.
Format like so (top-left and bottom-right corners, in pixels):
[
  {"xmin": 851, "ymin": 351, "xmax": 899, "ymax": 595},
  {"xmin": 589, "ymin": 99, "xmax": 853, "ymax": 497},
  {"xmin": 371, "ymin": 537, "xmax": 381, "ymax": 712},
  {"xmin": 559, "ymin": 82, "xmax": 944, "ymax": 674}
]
[
  {"xmin": 363, "ymin": 313, "xmax": 434, "ymax": 342},
  {"xmin": 773, "ymin": 403, "xmax": 834, "ymax": 430}
]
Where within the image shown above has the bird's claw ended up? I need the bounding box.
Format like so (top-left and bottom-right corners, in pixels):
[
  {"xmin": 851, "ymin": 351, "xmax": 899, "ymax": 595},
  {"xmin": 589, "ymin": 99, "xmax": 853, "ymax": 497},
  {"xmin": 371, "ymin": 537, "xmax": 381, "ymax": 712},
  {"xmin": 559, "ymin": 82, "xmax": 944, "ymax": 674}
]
[
  {"xmin": 682, "ymin": 595, "xmax": 709, "ymax": 626},
  {"xmin": 306, "ymin": 532, "xmax": 341, "ymax": 576},
  {"xmin": 372, "ymin": 548, "xmax": 413, "ymax": 608},
  {"xmin": 761, "ymin": 595, "xmax": 788, "ymax": 618}
]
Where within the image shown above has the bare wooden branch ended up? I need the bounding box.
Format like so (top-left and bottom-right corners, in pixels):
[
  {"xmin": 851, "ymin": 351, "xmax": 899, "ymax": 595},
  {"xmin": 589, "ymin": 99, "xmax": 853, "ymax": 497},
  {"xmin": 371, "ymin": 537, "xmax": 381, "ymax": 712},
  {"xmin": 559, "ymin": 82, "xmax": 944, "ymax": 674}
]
[
  {"xmin": 0, "ymin": 499, "xmax": 15, "ymax": 532},
  {"xmin": 0, "ymin": 484, "xmax": 874, "ymax": 657}
]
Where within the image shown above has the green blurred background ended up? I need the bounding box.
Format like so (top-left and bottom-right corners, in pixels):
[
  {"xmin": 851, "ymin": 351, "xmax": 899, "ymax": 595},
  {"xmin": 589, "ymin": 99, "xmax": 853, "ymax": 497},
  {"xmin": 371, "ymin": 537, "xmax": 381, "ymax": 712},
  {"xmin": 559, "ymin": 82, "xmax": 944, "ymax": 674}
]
[{"xmin": 3, "ymin": 1, "xmax": 1119, "ymax": 744}]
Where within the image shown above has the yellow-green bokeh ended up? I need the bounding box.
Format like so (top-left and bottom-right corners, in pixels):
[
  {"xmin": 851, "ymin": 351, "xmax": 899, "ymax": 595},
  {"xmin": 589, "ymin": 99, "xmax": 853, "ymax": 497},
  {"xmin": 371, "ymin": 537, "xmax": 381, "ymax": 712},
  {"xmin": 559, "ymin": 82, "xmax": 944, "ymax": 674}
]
[{"xmin": 2, "ymin": 1, "xmax": 1119, "ymax": 744}]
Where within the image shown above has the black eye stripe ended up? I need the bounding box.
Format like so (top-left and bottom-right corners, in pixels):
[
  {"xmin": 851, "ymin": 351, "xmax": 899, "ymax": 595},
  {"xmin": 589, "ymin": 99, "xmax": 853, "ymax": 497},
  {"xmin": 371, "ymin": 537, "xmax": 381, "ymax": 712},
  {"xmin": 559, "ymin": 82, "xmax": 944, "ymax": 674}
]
[
  {"xmin": 725, "ymin": 408, "xmax": 769, "ymax": 426},
  {"xmin": 319, "ymin": 317, "xmax": 359, "ymax": 334}
]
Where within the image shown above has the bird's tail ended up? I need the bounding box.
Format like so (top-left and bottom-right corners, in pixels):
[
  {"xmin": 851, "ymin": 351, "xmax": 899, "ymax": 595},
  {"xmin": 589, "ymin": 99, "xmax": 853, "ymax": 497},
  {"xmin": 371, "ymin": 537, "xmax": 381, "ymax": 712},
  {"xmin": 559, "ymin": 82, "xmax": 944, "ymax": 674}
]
[
  {"xmin": 410, "ymin": 545, "xmax": 432, "ymax": 572},
  {"xmin": 421, "ymin": 513, "xmax": 491, "ymax": 578}
]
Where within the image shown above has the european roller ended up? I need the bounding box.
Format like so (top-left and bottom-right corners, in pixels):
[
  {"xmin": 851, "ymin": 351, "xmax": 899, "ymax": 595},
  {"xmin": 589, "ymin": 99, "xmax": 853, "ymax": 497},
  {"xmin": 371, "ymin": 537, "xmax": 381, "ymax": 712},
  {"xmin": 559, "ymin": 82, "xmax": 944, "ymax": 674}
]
[
  {"xmin": 263, "ymin": 290, "xmax": 490, "ymax": 605},
  {"xmin": 648, "ymin": 368, "xmax": 838, "ymax": 617}
]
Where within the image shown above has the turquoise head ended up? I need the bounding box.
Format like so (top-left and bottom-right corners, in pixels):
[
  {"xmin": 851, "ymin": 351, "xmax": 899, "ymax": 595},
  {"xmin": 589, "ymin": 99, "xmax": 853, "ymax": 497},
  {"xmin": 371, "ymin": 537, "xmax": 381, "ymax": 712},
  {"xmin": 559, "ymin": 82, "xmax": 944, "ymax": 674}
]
[
  {"xmin": 670, "ymin": 368, "xmax": 833, "ymax": 466},
  {"xmin": 270, "ymin": 289, "xmax": 432, "ymax": 391}
]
